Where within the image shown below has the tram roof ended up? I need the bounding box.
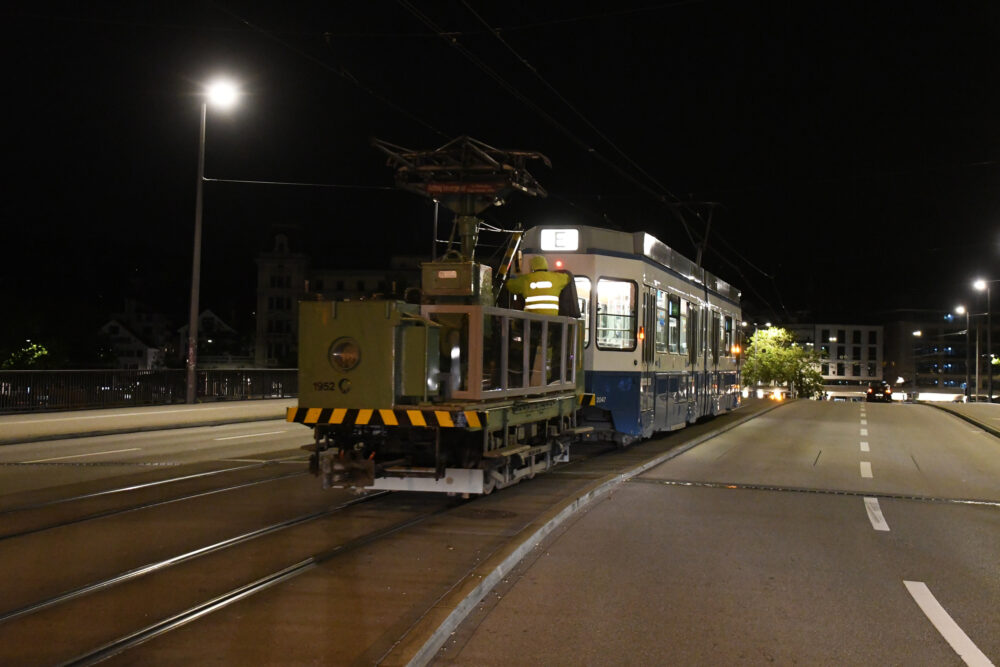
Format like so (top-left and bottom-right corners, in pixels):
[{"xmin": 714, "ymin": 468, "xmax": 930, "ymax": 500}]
[{"xmin": 523, "ymin": 225, "xmax": 741, "ymax": 303}]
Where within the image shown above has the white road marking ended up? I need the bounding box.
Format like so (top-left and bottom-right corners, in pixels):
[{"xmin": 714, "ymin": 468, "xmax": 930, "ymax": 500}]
[
  {"xmin": 860, "ymin": 461, "xmax": 873, "ymax": 478},
  {"xmin": 903, "ymin": 581, "xmax": 994, "ymax": 667},
  {"xmin": 860, "ymin": 428, "xmax": 869, "ymax": 436},
  {"xmin": 860, "ymin": 441, "xmax": 870, "ymax": 452},
  {"xmin": 24, "ymin": 447, "xmax": 141, "ymax": 463},
  {"xmin": 213, "ymin": 430, "xmax": 287, "ymax": 441},
  {"xmin": 863, "ymin": 497, "xmax": 890, "ymax": 531},
  {"xmin": 861, "ymin": 419, "xmax": 868, "ymax": 425},
  {"xmin": 3, "ymin": 405, "xmax": 274, "ymax": 425}
]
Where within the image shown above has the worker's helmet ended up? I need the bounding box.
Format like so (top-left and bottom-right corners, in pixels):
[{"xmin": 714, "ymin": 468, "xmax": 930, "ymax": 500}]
[{"xmin": 529, "ymin": 256, "xmax": 548, "ymax": 272}]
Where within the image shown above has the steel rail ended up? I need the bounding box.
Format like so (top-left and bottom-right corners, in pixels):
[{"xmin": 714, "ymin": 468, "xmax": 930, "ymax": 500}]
[
  {"xmin": 0, "ymin": 491, "xmax": 390, "ymax": 625},
  {"xmin": 0, "ymin": 469, "xmax": 310, "ymax": 542},
  {"xmin": 58, "ymin": 496, "xmax": 459, "ymax": 667},
  {"xmin": 0, "ymin": 458, "xmax": 302, "ymax": 515}
]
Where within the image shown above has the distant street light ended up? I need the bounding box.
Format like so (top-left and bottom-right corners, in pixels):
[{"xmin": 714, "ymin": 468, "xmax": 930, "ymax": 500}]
[
  {"xmin": 955, "ymin": 305, "xmax": 970, "ymax": 401},
  {"xmin": 973, "ymin": 278, "xmax": 997, "ymax": 403},
  {"xmin": 186, "ymin": 78, "xmax": 240, "ymax": 404}
]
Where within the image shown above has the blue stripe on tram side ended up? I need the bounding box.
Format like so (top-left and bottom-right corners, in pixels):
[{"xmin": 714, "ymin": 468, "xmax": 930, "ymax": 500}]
[{"xmin": 587, "ymin": 369, "xmax": 741, "ymax": 438}]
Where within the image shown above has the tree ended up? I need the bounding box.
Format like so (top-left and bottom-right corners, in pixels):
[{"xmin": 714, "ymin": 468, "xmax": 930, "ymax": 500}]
[
  {"xmin": 742, "ymin": 327, "xmax": 823, "ymax": 398},
  {"xmin": 2, "ymin": 342, "xmax": 51, "ymax": 369}
]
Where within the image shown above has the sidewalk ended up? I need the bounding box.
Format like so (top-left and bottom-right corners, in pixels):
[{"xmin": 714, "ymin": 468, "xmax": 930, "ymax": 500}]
[
  {"xmin": 924, "ymin": 401, "xmax": 1000, "ymax": 438},
  {"xmin": 0, "ymin": 399, "xmax": 296, "ymax": 446}
]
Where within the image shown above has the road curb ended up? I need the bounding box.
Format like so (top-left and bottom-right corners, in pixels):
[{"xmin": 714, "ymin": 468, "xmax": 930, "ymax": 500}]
[
  {"xmin": 922, "ymin": 403, "xmax": 1000, "ymax": 439},
  {"xmin": 390, "ymin": 400, "xmax": 787, "ymax": 666}
]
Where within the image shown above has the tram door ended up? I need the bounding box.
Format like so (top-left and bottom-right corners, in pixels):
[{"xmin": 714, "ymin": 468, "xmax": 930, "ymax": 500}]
[
  {"xmin": 639, "ymin": 285, "xmax": 656, "ymax": 436},
  {"xmin": 687, "ymin": 304, "xmax": 700, "ymax": 422}
]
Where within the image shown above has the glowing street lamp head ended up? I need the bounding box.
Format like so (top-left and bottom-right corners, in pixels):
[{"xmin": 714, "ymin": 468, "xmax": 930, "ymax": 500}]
[
  {"xmin": 973, "ymin": 278, "xmax": 987, "ymax": 291},
  {"xmin": 205, "ymin": 79, "xmax": 239, "ymax": 109},
  {"xmin": 955, "ymin": 305, "xmax": 966, "ymax": 315}
]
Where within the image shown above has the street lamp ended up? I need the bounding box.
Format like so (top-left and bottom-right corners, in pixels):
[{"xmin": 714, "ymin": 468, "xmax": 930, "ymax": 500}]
[
  {"xmin": 973, "ymin": 278, "xmax": 996, "ymax": 403},
  {"xmin": 955, "ymin": 305, "xmax": 970, "ymax": 401},
  {"xmin": 186, "ymin": 78, "xmax": 240, "ymax": 404}
]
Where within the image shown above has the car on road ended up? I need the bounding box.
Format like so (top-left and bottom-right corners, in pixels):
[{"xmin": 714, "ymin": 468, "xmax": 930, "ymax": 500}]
[{"xmin": 865, "ymin": 381, "xmax": 893, "ymax": 402}]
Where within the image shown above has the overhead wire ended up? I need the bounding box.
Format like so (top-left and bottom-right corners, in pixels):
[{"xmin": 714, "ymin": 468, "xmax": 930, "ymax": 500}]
[
  {"xmin": 219, "ymin": 3, "xmax": 784, "ymax": 314},
  {"xmin": 210, "ymin": 2, "xmax": 449, "ymax": 140},
  {"xmin": 455, "ymin": 2, "xmax": 788, "ymax": 311},
  {"xmin": 396, "ymin": 0, "xmax": 701, "ymax": 249}
]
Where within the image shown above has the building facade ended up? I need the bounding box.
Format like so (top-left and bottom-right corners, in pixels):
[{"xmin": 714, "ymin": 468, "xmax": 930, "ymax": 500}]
[
  {"xmin": 783, "ymin": 323, "xmax": 884, "ymax": 397},
  {"xmin": 253, "ymin": 228, "xmax": 422, "ymax": 367}
]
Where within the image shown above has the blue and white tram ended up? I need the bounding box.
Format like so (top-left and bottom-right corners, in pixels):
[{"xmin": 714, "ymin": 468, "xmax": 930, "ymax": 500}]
[{"xmin": 522, "ymin": 225, "xmax": 742, "ymax": 443}]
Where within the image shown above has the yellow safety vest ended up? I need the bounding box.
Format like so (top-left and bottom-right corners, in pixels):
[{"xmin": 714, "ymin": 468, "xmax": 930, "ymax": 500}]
[{"xmin": 506, "ymin": 270, "xmax": 571, "ymax": 315}]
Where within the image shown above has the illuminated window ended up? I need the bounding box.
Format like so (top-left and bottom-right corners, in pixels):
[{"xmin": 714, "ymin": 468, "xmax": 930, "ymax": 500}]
[
  {"xmin": 655, "ymin": 290, "xmax": 668, "ymax": 353},
  {"xmin": 724, "ymin": 316, "xmax": 733, "ymax": 356},
  {"xmin": 668, "ymin": 295, "xmax": 681, "ymax": 353},
  {"xmin": 679, "ymin": 300, "xmax": 689, "ymax": 355},
  {"xmin": 596, "ymin": 279, "xmax": 636, "ymax": 351},
  {"xmin": 574, "ymin": 276, "xmax": 592, "ymax": 347}
]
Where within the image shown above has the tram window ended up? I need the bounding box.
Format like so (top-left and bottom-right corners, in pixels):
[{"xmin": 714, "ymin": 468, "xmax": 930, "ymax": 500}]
[
  {"xmin": 596, "ymin": 279, "xmax": 637, "ymax": 351},
  {"xmin": 655, "ymin": 290, "xmax": 668, "ymax": 353},
  {"xmin": 711, "ymin": 312, "xmax": 721, "ymax": 361},
  {"xmin": 724, "ymin": 316, "xmax": 733, "ymax": 356},
  {"xmin": 574, "ymin": 276, "xmax": 592, "ymax": 348},
  {"xmin": 667, "ymin": 295, "xmax": 680, "ymax": 353},
  {"xmin": 679, "ymin": 300, "xmax": 689, "ymax": 355}
]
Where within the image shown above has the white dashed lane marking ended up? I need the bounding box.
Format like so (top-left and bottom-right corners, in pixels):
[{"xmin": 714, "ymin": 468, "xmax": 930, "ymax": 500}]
[
  {"xmin": 863, "ymin": 497, "xmax": 890, "ymax": 531},
  {"xmin": 860, "ymin": 428, "xmax": 869, "ymax": 436},
  {"xmin": 860, "ymin": 461, "xmax": 873, "ymax": 478},
  {"xmin": 860, "ymin": 441, "xmax": 870, "ymax": 452},
  {"xmin": 903, "ymin": 581, "xmax": 995, "ymax": 666}
]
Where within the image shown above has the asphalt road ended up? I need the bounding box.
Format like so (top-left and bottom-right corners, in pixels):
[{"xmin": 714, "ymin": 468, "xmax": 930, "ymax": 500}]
[
  {"xmin": 438, "ymin": 400, "xmax": 1000, "ymax": 665},
  {"xmin": 1, "ymin": 399, "xmax": 996, "ymax": 665}
]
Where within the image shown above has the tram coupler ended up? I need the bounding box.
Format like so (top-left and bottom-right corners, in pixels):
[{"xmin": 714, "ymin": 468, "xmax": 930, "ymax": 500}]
[{"xmin": 317, "ymin": 449, "xmax": 375, "ymax": 489}]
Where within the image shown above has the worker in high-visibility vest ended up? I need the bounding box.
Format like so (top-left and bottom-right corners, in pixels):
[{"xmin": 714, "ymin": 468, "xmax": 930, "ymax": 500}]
[{"xmin": 506, "ymin": 256, "xmax": 570, "ymax": 315}]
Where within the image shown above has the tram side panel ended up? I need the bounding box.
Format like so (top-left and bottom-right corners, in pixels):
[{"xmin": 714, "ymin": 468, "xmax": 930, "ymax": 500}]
[{"xmin": 531, "ymin": 248, "xmax": 740, "ymax": 442}]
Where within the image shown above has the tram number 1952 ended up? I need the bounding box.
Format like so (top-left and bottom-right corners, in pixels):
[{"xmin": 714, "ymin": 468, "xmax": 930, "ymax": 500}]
[{"xmin": 314, "ymin": 380, "xmax": 352, "ymax": 394}]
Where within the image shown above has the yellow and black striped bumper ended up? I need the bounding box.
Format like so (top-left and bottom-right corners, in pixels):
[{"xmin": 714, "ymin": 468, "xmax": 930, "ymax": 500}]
[
  {"xmin": 579, "ymin": 393, "xmax": 596, "ymax": 407},
  {"xmin": 287, "ymin": 407, "xmax": 487, "ymax": 429}
]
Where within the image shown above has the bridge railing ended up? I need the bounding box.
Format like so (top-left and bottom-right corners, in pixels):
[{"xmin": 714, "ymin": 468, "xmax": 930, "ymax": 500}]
[{"xmin": 0, "ymin": 369, "xmax": 297, "ymax": 414}]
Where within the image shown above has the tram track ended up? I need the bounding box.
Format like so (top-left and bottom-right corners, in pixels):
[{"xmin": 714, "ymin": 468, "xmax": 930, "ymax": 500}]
[
  {"xmin": 0, "ymin": 490, "xmax": 460, "ymax": 666},
  {"xmin": 0, "ymin": 491, "xmax": 389, "ymax": 625},
  {"xmin": 60, "ymin": 501, "xmax": 447, "ymax": 667},
  {"xmin": 0, "ymin": 458, "xmax": 310, "ymax": 541}
]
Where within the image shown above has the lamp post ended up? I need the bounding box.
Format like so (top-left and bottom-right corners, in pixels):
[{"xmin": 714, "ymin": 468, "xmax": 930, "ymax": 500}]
[
  {"xmin": 186, "ymin": 79, "xmax": 239, "ymax": 404},
  {"xmin": 973, "ymin": 278, "xmax": 996, "ymax": 403},
  {"xmin": 955, "ymin": 306, "xmax": 969, "ymax": 403},
  {"xmin": 955, "ymin": 305, "xmax": 970, "ymax": 401}
]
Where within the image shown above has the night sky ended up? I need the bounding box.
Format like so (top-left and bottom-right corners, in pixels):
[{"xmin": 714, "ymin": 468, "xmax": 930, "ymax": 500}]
[{"xmin": 5, "ymin": 2, "xmax": 999, "ymax": 358}]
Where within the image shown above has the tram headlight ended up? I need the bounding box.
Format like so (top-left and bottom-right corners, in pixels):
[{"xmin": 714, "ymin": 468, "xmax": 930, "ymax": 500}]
[{"xmin": 329, "ymin": 337, "xmax": 361, "ymax": 371}]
